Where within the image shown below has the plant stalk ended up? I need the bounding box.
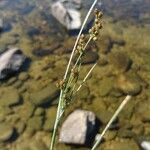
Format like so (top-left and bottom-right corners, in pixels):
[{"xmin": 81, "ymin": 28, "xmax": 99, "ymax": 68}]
[{"xmin": 91, "ymin": 95, "xmax": 132, "ymax": 150}]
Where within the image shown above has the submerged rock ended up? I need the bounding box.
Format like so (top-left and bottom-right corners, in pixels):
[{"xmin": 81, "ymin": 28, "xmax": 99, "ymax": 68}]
[
  {"xmin": 18, "ymin": 72, "xmax": 29, "ymax": 81},
  {"xmin": 97, "ymin": 36, "xmax": 112, "ymax": 54},
  {"xmin": 0, "ymin": 87, "xmax": 21, "ymax": 107},
  {"xmin": 82, "ymin": 51, "xmax": 99, "ymax": 65},
  {"xmin": 59, "ymin": 109, "xmax": 96, "ymax": 145},
  {"xmin": 51, "ymin": 1, "xmax": 81, "ymax": 30},
  {"xmin": 101, "ymin": 139, "xmax": 140, "ymax": 150},
  {"xmin": 30, "ymin": 84, "xmax": 59, "ymax": 106},
  {"xmin": 0, "ymin": 48, "xmax": 26, "ymax": 79},
  {"xmin": 141, "ymin": 141, "xmax": 150, "ymax": 150},
  {"xmin": 109, "ymin": 52, "xmax": 132, "ymax": 73},
  {"xmin": 0, "ymin": 123, "xmax": 14, "ymax": 142},
  {"xmin": 98, "ymin": 77, "xmax": 114, "ymax": 97},
  {"xmin": 135, "ymin": 99, "xmax": 150, "ymax": 122},
  {"xmin": 27, "ymin": 116, "xmax": 44, "ymax": 131},
  {"xmin": 116, "ymin": 74, "xmax": 142, "ymax": 95},
  {"xmin": 63, "ymin": 0, "xmax": 82, "ymax": 9},
  {"xmin": 43, "ymin": 107, "xmax": 57, "ymax": 131}
]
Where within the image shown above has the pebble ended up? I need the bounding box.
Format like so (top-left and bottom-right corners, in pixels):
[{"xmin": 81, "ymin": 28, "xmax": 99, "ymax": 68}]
[
  {"xmin": 27, "ymin": 116, "xmax": 44, "ymax": 130},
  {"xmin": 141, "ymin": 141, "xmax": 150, "ymax": 150},
  {"xmin": 0, "ymin": 87, "xmax": 21, "ymax": 107},
  {"xmin": 82, "ymin": 51, "xmax": 99, "ymax": 65},
  {"xmin": 59, "ymin": 109, "xmax": 96, "ymax": 145},
  {"xmin": 18, "ymin": 72, "xmax": 29, "ymax": 81},
  {"xmin": 0, "ymin": 124, "xmax": 14, "ymax": 142},
  {"xmin": 116, "ymin": 74, "xmax": 142, "ymax": 95},
  {"xmin": 109, "ymin": 51, "xmax": 132, "ymax": 73},
  {"xmin": 30, "ymin": 84, "xmax": 59, "ymax": 106}
]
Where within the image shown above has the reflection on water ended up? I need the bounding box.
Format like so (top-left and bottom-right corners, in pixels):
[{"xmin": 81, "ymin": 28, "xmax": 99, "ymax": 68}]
[{"xmin": 0, "ymin": 0, "xmax": 150, "ymax": 150}]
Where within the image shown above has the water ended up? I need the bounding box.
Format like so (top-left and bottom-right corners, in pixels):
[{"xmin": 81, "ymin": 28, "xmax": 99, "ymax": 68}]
[{"xmin": 0, "ymin": 0, "xmax": 150, "ymax": 150}]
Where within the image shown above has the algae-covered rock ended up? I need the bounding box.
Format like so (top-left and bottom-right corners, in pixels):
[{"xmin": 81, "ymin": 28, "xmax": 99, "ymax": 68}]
[
  {"xmin": 16, "ymin": 139, "xmax": 48, "ymax": 150},
  {"xmin": 30, "ymin": 140, "xmax": 48, "ymax": 150},
  {"xmin": 34, "ymin": 108, "xmax": 45, "ymax": 116},
  {"xmin": 97, "ymin": 36, "xmax": 112, "ymax": 54},
  {"xmin": 116, "ymin": 73, "xmax": 142, "ymax": 95},
  {"xmin": 30, "ymin": 84, "xmax": 59, "ymax": 106},
  {"xmin": 103, "ymin": 131, "xmax": 117, "ymax": 141},
  {"xmin": 0, "ymin": 87, "xmax": 21, "ymax": 107},
  {"xmin": 27, "ymin": 116, "xmax": 44, "ymax": 130},
  {"xmin": 135, "ymin": 99, "xmax": 150, "ymax": 122},
  {"xmin": 13, "ymin": 80, "xmax": 23, "ymax": 89},
  {"xmin": 0, "ymin": 106, "xmax": 13, "ymax": 119},
  {"xmin": 98, "ymin": 77, "xmax": 114, "ymax": 97},
  {"xmin": 18, "ymin": 101, "xmax": 35, "ymax": 121},
  {"xmin": 15, "ymin": 121, "xmax": 26, "ymax": 135},
  {"xmin": 76, "ymin": 85, "xmax": 90, "ymax": 100},
  {"xmin": 43, "ymin": 106, "xmax": 57, "ymax": 131},
  {"xmin": 101, "ymin": 139, "xmax": 140, "ymax": 150},
  {"xmin": 81, "ymin": 51, "xmax": 99, "ymax": 65},
  {"xmin": 118, "ymin": 128, "xmax": 136, "ymax": 138},
  {"xmin": 109, "ymin": 52, "xmax": 132, "ymax": 73},
  {"xmin": 0, "ymin": 123, "xmax": 15, "ymax": 142},
  {"xmin": 7, "ymin": 77, "xmax": 17, "ymax": 85},
  {"xmin": 18, "ymin": 72, "xmax": 29, "ymax": 81}
]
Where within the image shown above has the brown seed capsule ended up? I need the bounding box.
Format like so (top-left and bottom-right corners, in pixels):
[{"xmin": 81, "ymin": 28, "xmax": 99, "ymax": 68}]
[{"xmin": 56, "ymin": 79, "xmax": 66, "ymax": 89}]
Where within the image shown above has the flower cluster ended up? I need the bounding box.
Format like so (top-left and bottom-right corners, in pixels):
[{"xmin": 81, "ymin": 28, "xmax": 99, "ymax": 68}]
[
  {"xmin": 89, "ymin": 9, "xmax": 103, "ymax": 41},
  {"xmin": 75, "ymin": 34, "xmax": 86, "ymax": 55}
]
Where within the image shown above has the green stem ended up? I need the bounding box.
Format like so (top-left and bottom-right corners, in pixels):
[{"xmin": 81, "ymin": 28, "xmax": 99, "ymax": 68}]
[{"xmin": 50, "ymin": 91, "xmax": 64, "ymax": 150}]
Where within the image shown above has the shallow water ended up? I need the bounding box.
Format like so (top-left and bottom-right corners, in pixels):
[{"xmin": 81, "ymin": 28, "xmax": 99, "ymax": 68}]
[{"xmin": 0, "ymin": 0, "xmax": 150, "ymax": 150}]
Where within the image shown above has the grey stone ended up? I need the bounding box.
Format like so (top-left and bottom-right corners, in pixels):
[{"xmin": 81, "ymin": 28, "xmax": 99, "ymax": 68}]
[
  {"xmin": 0, "ymin": 48, "xmax": 26, "ymax": 79},
  {"xmin": 51, "ymin": 1, "xmax": 81, "ymax": 30},
  {"xmin": 141, "ymin": 141, "xmax": 150, "ymax": 150},
  {"xmin": 59, "ymin": 109, "xmax": 96, "ymax": 145},
  {"xmin": 30, "ymin": 84, "xmax": 59, "ymax": 106},
  {"xmin": 0, "ymin": 123, "xmax": 14, "ymax": 142}
]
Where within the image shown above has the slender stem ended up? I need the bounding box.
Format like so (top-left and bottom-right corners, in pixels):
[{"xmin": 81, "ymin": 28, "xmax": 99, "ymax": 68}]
[
  {"xmin": 76, "ymin": 62, "xmax": 97, "ymax": 92},
  {"xmin": 91, "ymin": 95, "xmax": 132, "ymax": 150},
  {"xmin": 50, "ymin": 90, "xmax": 63, "ymax": 150},
  {"xmin": 64, "ymin": 0, "xmax": 98, "ymax": 80}
]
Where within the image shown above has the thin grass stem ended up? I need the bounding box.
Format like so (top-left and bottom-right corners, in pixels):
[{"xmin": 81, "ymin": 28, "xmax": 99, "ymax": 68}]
[
  {"xmin": 91, "ymin": 95, "xmax": 132, "ymax": 150},
  {"xmin": 76, "ymin": 62, "xmax": 97, "ymax": 92}
]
